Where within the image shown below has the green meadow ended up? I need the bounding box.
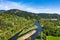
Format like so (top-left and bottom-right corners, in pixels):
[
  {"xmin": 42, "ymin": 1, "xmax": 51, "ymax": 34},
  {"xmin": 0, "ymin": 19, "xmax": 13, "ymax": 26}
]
[{"xmin": 46, "ymin": 36, "xmax": 60, "ymax": 40}]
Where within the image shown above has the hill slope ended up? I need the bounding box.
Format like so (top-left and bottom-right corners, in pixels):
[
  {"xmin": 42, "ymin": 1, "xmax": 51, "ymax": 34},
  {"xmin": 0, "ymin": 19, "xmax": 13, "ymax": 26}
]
[
  {"xmin": 0, "ymin": 9, "xmax": 60, "ymax": 40},
  {"xmin": 0, "ymin": 12, "xmax": 37, "ymax": 40}
]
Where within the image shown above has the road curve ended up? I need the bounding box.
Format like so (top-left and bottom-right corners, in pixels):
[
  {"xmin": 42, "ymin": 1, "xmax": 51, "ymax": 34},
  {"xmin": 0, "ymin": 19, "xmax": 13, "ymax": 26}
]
[{"xmin": 17, "ymin": 30, "xmax": 37, "ymax": 40}]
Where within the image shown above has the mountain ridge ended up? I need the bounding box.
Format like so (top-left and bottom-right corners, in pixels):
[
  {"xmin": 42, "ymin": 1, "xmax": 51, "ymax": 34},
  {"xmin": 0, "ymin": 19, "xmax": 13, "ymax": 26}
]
[{"xmin": 0, "ymin": 9, "xmax": 60, "ymax": 19}]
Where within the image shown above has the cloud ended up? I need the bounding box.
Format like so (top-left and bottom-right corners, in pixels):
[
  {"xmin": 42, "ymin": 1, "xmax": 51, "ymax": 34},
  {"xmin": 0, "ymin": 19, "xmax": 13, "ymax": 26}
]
[
  {"xmin": 0, "ymin": 1, "xmax": 40, "ymax": 13},
  {"xmin": 0, "ymin": 1, "xmax": 38, "ymax": 13},
  {"xmin": 0, "ymin": 0, "xmax": 60, "ymax": 14},
  {"xmin": 0, "ymin": 1, "xmax": 25, "ymax": 10}
]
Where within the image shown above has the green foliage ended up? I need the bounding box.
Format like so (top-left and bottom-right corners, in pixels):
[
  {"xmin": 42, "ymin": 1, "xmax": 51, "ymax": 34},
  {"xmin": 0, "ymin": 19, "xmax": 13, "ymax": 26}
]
[
  {"xmin": 0, "ymin": 9, "xmax": 60, "ymax": 40},
  {"xmin": 36, "ymin": 19, "xmax": 60, "ymax": 40},
  {"xmin": 0, "ymin": 13, "xmax": 37, "ymax": 40}
]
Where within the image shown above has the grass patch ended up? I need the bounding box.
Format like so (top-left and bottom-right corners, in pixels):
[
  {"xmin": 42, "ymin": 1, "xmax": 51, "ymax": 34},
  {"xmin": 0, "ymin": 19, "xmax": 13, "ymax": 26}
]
[{"xmin": 46, "ymin": 36, "xmax": 60, "ymax": 40}]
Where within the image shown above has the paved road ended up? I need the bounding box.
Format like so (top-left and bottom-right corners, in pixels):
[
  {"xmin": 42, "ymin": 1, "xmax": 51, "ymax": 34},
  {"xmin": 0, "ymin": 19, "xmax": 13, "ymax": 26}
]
[{"xmin": 17, "ymin": 30, "xmax": 37, "ymax": 40}]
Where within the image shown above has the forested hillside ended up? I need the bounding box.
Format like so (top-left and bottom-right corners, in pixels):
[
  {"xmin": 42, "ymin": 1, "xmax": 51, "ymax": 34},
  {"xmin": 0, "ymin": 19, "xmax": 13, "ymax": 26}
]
[
  {"xmin": 0, "ymin": 9, "xmax": 60, "ymax": 40},
  {"xmin": 0, "ymin": 10, "xmax": 37, "ymax": 40}
]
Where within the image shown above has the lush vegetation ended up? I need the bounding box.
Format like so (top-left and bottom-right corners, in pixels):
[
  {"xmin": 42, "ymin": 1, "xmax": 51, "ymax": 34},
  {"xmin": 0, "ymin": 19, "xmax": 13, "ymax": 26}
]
[
  {"xmin": 0, "ymin": 13, "xmax": 37, "ymax": 40},
  {"xmin": 0, "ymin": 9, "xmax": 60, "ymax": 40},
  {"xmin": 36, "ymin": 19, "xmax": 60, "ymax": 40}
]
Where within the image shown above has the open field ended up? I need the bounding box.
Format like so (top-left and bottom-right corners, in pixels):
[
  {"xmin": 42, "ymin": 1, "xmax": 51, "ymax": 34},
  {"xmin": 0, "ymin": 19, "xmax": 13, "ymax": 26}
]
[{"xmin": 46, "ymin": 36, "xmax": 60, "ymax": 40}]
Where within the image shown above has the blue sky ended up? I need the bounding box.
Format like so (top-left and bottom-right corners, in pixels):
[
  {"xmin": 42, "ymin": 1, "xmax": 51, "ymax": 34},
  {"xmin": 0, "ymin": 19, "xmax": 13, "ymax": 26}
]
[{"xmin": 0, "ymin": 0, "xmax": 60, "ymax": 14}]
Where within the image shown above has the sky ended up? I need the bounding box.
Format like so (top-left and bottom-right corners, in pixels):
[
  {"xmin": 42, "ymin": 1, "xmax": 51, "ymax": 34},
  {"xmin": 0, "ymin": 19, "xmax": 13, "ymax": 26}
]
[{"xmin": 0, "ymin": 0, "xmax": 60, "ymax": 14}]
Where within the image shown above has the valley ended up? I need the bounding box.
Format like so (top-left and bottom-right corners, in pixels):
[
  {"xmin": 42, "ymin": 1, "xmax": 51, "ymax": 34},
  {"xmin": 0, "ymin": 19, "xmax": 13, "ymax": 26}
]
[{"xmin": 0, "ymin": 9, "xmax": 60, "ymax": 40}]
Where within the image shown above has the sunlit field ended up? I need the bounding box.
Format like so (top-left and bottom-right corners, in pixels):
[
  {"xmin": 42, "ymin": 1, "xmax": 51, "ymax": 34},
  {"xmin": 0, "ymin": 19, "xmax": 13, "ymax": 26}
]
[{"xmin": 46, "ymin": 36, "xmax": 60, "ymax": 40}]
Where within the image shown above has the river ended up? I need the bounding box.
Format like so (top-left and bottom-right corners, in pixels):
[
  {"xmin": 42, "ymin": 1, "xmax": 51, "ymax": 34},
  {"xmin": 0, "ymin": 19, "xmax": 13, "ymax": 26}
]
[
  {"xmin": 9, "ymin": 21, "xmax": 43, "ymax": 40},
  {"xmin": 31, "ymin": 21, "xmax": 43, "ymax": 40}
]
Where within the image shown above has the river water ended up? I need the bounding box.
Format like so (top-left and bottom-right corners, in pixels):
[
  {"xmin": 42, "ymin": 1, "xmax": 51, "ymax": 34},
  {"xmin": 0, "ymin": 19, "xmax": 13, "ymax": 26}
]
[
  {"xmin": 31, "ymin": 21, "xmax": 43, "ymax": 40},
  {"xmin": 9, "ymin": 21, "xmax": 43, "ymax": 40}
]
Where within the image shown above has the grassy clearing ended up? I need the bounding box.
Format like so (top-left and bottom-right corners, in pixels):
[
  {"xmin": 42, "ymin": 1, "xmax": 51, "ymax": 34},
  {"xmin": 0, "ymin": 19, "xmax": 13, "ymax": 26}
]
[
  {"xmin": 46, "ymin": 36, "xmax": 60, "ymax": 40},
  {"xmin": 57, "ymin": 26, "xmax": 60, "ymax": 28}
]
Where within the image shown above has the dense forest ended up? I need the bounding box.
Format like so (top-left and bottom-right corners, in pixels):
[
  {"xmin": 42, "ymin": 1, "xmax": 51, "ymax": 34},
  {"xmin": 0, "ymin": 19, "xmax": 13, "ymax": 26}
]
[{"xmin": 0, "ymin": 9, "xmax": 60, "ymax": 40}]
